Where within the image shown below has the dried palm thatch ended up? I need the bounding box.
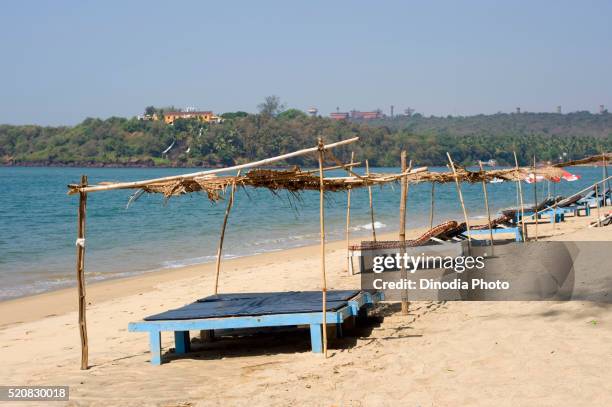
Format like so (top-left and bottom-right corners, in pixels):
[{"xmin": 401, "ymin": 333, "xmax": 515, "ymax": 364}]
[
  {"xmin": 552, "ymin": 152, "xmax": 611, "ymax": 167},
  {"xmin": 67, "ymin": 165, "xmax": 571, "ymax": 201}
]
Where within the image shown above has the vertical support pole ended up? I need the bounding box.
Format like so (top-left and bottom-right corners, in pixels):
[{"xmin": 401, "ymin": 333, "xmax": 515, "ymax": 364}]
[
  {"xmin": 478, "ymin": 161, "xmax": 495, "ymax": 254},
  {"xmin": 446, "ymin": 153, "xmax": 471, "ymax": 247},
  {"xmin": 309, "ymin": 324, "xmax": 323, "ymax": 353},
  {"xmin": 317, "ymin": 138, "xmax": 328, "ymax": 358},
  {"xmin": 533, "ymin": 155, "xmax": 539, "ymax": 241},
  {"xmin": 149, "ymin": 331, "xmax": 161, "ymax": 365},
  {"xmin": 399, "ymin": 151, "xmax": 409, "ymax": 315},
  {"xmin": 595, "ymin": 183, "xmax": 602, "ymax": 227},
  {"xmin": 346, "ymin": 151, "xmax": 355, "ymax": 274},
  {"xmin": 602, "ymin": 153, "xmax": 609, "ymax": 207},
  {"xmin": 513, "ymin": 152, "xmax": 527, "ymax": 239},
  {"xmin": 429, "ymin": 183, "xmax": 435, "ymax": 229},
  {"xmin": 76, "ymin": 175, "xmax": 89, "ymax": 370},
  {"xmin": 365, "ymin": 159, "xmax": 377, "ymax": 242},
  {"xmin": 213, "ymin": 170, "xmax": 240, "ymax": 295},
  {"xmin": 174, "ymin": 331, "xmax": 190, "ymax": 354}
]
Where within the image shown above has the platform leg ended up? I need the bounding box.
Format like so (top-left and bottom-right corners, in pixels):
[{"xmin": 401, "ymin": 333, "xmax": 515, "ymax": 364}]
[
  {"xmin": 348, "ymin": 254, "xmax": 354, "ymax": 275},
  {"xmin": 174, "ymin": 331, "xmax": 190, "ymax": 354},
  {"xmin": 515, "ymin": 228, "xmax": 521, "ymax": 242},
  {"xmin": 149, "ymin": 331, "xmax": 161, "ymax": 365},
  {"xmin": 356, "ymin": 307, "xmax": 368, "ymax": 325},
  {"xmin": 335, "ymin": 323, "xmax": 343, "ymax": 338},
  {"xmin": 309, "ymin": 324, "xmax": 323, "ymax": 353}
]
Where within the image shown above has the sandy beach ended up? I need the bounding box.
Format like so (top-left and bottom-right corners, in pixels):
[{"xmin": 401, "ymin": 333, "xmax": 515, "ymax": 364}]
[{"xmin": 0, "ymin": 212, "xmax": 610, "ymax": 406}]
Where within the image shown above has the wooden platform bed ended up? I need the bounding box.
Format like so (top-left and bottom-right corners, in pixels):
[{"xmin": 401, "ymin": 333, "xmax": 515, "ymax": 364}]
[{"xmin": 129, "ymin": 290, "xmax": 383, "ymax": 365}]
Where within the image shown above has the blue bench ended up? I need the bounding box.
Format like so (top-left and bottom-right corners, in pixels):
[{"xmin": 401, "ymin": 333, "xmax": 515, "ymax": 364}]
[
  {"xmin": 466, "ymin": 227, "xmax": 523, "ymax": 242},
  {"xmin": 129, "ymin": 290, "xmax": 382, "ymax": 365},
  {"xmin": 516, "ymin": 209, "xmax": 565, "ymax": 224}
]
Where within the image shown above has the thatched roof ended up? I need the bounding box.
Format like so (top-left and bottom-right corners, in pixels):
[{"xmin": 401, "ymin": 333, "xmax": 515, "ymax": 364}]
[
  {"xmin": 67, "ymin": 165, "xmax": 569, "ymax": 200},
  {"xmin": 552, "ymin": 152, "xmax": 611, "ymax": 167}
]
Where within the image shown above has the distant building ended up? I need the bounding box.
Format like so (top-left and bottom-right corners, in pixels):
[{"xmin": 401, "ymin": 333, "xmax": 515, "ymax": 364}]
[
  {"xmin": 330, "ymin": 112, "xmax": 350, "ymax": 120},
  {"xmin": 163, "ymin": 111, "xmax": 221, "ymax": 124},
  {"xmin": 350, "ymin": 110, "xmax": 383, "ymax": 120},
  {"xmin": 307, "ymin": 107, "xmax": 318, "ymax": 117},
  {"xmin": 137, "ymin": 113, "xmax": 158, "ymax": 121}
]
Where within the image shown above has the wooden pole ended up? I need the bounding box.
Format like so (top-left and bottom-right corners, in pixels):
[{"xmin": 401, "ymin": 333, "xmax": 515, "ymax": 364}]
[
  {"xmin": 429, "ymin": 183, "xmax": 435, "ymax": 229},
  {"xmin": 71, "ymin": 137, "xmax": 360, "ymax": 194},
  {"xmin": 513, "ymin": 152, "xmax": 527, "ymax": 239},
  {"xmin": 399, "ymin": 151, "xmax": 409, "ymax": 315},
  {"xmin": 365, "ymin": 159, "xmax": 377, "ymax": 242},
  {"xmin": 603, "ymin": 152, "xmax": 608, "ymax": 207},
  {"xmin": 346, "ymin": 152, "xmax": 355, "ymax": 274},
  {"xmin": 213, "ymin": 170, "xmax": 241, "ymax": 295},
  {"xmin": 478, "ymin": 161, "xmax": 495, "ymax": 254},
  {"xmin": 304, "ymin": 161, "xmax": 361, "ymax": 174},
  {"xmin": 446, "ymin": 153, "xmax": 471, "ymax": 245},
  {"xmin": 533, "ymin": 155, "xmax": 539, "ymax": 241},
  {"xmin": 317, "ymin": 139, "xmax": 328, "ymax": 358},
  {"xmin": 76, "ymin": 175, "xmax": 89, "ymax": 370},
  {"xmin": 595, "ymin": 183, "xmax": 602, "ymax": 227}
]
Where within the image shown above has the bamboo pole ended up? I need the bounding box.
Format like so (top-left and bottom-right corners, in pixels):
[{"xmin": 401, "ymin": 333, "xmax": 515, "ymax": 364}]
[
  {"xmin": 595, "ymin": 183, "xmax": 602, "ymax": 227},
  {"xmin": 76, "ymin": 175, "xmax": 89, "ymax": 370},
  {"xmin": 429, "ymin": 183, "xmax": 435, "ymax": 229},
  {"xmin": 533, "ymin": 155, "xmax": 539, "ymax": 241},
  {"xmin": 365, "ymin": 160, "xmax": 377, "ymax": 242},
  {"xmin": 71, "ymin": 137, "xmax": 360, "ymax": 194},
  {"xmin": 603, "ymin": 152, "xmax": 608, "ymax": 207},
  {"xmin": 346, "ymin": 152, "xmax": 355, "ymax": 274},
  {"xmin": 304, "ymin": 161, "xmax": 361, "ymax": 174},
  {"xmin": 317, "ymin": 139, "xmax": 328, "ymax": 358},
  {"xmin": 213, "ymin": 170, "xmax": 241, "ymax": 295},
  {"xmin": 399, "ymin": 151, "xmax": 409, "ymax": 315},
  {"xmin": 478, "ymin": 161, "xmax": 495, "ymax": 254},
  {"xmin": 513, "ymin": 152, "xmax": 527, "ymax": 239},
  {"xmin": 446, "ymin": 153, "xmax": 471, "ymax": 245}
]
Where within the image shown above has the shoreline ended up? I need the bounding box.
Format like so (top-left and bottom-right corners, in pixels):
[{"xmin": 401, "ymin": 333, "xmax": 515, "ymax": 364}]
[
  {"xmin": 1, "ymin": 211, "xmax": 609, "ymax": 327},
  {"xmin": 0, "ymin": 228, "xmax": 406, "ymax": 326}
]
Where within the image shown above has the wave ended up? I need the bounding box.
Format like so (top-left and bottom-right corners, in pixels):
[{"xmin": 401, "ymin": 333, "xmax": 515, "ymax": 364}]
[{"xmin": 355, "ymin": 221, "xmax": 387, "ymax": 231}]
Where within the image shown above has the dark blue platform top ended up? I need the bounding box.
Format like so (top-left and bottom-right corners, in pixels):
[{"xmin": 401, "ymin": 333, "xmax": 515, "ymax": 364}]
[{"xmin": 144, "ymin": 290, "xmax": 361, "ymax": 321}]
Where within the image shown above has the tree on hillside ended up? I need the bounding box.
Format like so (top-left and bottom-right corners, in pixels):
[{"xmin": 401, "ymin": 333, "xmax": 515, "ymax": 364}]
[
  {"xmin": 277, "ymin": 108, "xmax": 307, "ymax": 120},
  {"xmin": 257, "ymin": 95, "xmax": 285, "ymax": 117}
]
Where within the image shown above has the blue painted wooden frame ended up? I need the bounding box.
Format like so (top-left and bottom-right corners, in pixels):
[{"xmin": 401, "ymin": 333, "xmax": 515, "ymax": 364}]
[
  {"xmin": 466, "ymin": 227, "xmax": 523, "ymax": 242},
  {"xmin": 516, "ymin": 209, "xmax": 565, "ymax": 224},
  {"xmin": 129, "ymin": 291, "xmax": 383, "ymax": 365}
]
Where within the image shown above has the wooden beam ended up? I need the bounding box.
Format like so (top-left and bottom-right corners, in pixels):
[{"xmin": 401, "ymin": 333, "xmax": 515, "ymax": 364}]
[
  {"xmin": 345, "ymin": 152, "xmax": 355, "ymax": 274},
  {"xmin": 446, "ymin": 153, "xmax": 471, "ymax": 246},
  {"xmin": 317, "ymin": 139, "xmax": 328, "ymax": 358},
  {"xmin": 399, "ymin": 151, "xmax": 409, "ymax": 315},
  {"xmin": 71, "ymin": 137, "xmax": 360, "ymax": 194},
  {"xmin": 533, "ymin": 155, "xmax": 539, "ymax": 241},
  {"xmin": 513, "ymin": 151, "xmax": 527, "ymax": 239},
  {"xmin": 429, "ymin": 183, "xmax": 435, "ymax": 230},
  {"xmin": 366, "ymin": 160, "xmax": 377, "ymax": 242},
  {"xmin": 478, "ymin": 161, "xmax": 495, "ymax": 253},
  {"xmin": 303, "ymin": 161, "xmax": 361, "ymax": 174},
  {"xmin": 213, "ymin": 170, "xmax": 241, "ymax": 295},
  {"xmin": 76, "ymin": 175, "xmax": 89, "ymax": 370}
]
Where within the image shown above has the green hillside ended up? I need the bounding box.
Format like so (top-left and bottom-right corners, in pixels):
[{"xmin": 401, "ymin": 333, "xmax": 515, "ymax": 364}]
[{"xmin": 1, "ymin": 111, "xmax": 610, "ymax": 167}]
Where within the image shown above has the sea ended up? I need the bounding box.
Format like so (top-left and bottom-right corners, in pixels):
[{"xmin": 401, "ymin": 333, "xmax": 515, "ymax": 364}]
[{"xmin": 0, "ymin": 166, "xmax": 606, "ymax": 300}]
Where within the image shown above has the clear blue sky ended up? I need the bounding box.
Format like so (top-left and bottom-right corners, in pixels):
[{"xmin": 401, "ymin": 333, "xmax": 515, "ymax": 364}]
[{"xmin": 1, "ymin": 0, "xmax": 611, "ymax": 125}]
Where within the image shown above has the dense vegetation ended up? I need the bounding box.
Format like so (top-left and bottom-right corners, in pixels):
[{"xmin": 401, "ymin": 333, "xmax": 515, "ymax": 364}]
[{"xmin": 1, "ymin": 110, "xmax": 611, "ymax": 167}]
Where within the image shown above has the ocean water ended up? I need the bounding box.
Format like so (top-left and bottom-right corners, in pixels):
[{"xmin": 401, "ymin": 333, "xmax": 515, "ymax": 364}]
[{"xmin": 0, "ymin": 166, "xmax": 607, "ymax": 300}]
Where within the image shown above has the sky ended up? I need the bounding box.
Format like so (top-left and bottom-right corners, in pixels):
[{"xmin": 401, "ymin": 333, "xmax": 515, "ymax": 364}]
[{"xmin": 1, "ymin": 0, "xmax": 611, "ymax": 126}]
